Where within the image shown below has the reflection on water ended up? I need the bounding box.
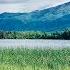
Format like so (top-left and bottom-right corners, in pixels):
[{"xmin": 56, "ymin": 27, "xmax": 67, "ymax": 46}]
[{"xmin": 0, "ymin": 39, "xmax": 70, "ymax": 49}]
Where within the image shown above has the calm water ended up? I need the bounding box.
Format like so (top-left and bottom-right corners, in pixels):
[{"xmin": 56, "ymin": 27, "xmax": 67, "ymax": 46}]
[{"xmin": 0, "ymin": 39, "xmax": 70, "ymax": 49}]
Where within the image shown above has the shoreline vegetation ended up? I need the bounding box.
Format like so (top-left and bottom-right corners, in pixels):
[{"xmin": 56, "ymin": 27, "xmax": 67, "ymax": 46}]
[
  {"xmin": 0, "ymin": 48, "xmax": 70, "ymax": 70},
  {"xmin": 0, "ymin": 29, "xmax": 70, "ymax": 39}
]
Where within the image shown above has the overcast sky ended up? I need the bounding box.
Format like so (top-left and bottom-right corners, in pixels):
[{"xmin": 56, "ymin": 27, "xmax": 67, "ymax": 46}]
[{"xmin": 0, "ymin": 0, "xmax": 70, "ymax": 13}]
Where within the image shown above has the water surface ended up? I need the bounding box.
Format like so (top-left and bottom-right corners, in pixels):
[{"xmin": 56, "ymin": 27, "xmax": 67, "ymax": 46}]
[{"xmin": 0, "ymin": 39, "xmax": 70, "ymax": 49}]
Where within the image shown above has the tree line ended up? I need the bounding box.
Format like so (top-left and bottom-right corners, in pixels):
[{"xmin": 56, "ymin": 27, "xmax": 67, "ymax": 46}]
[{"xmin": 0, "ymin": 29, "xmax": 70, "ymax": 39}]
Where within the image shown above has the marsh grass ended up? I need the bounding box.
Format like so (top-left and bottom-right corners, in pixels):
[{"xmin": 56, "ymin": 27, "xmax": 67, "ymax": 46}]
[{"xmin": 0, "ymin": 48, "xmax": 70, "ymax": 70}]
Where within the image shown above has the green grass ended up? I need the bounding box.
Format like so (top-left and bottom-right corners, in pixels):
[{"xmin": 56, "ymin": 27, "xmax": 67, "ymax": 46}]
[{"xmin": 0, "ymin": 48, "xmax": 70, "ymax": 70}]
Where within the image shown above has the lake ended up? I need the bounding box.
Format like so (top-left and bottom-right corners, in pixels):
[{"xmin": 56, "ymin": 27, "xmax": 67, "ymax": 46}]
[{"xmin": 0, "ymin": 39, "xmax": 70, "ymax": 49}]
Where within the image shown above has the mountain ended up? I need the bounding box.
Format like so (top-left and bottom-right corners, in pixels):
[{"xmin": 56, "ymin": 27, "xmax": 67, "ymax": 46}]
[{"xmin": 0, "ymin": 2, "xmax": 70, "ymax": 32}]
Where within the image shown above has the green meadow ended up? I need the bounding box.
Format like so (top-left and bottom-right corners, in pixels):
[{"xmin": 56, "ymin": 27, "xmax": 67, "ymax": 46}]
[{"xmin": 0, "ymin": 48, "xmax": 70, "ymax": 70}]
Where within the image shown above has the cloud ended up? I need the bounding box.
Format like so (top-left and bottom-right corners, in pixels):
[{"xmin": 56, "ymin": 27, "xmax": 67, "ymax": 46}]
[
  {"xmin": 0, "ymin": 0, "xmax": 69, "ymax": 3},
  {"xmin": 0, "ymin": 0, "xmax": 70, "ymax": 13},
  {"xmin": 0, "ymin": 0, "xmax": 29, "ymax": 3}
]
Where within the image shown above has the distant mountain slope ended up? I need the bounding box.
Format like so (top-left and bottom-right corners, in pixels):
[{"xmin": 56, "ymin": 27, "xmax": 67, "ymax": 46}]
[{"xmin": 0, "ymin": 2, "xmax": 70, "ymax": 31}]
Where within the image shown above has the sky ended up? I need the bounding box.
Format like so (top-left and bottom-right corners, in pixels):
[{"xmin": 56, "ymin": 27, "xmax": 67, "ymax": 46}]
[{"xmin": 0, "ymin": 0, "xmax": 70, "ymax": 13}]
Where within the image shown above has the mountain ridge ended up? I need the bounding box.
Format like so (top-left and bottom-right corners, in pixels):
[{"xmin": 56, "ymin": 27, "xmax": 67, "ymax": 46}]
[{"xmin": 0, "ymin": 2, "xmax": 70, "ymax": 32}]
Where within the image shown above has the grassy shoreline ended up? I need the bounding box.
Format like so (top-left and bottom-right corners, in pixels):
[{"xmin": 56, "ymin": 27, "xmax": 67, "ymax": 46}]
[{"xmin": 0, "ymin": 48, "xmax": 70, "ymax": 70}]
